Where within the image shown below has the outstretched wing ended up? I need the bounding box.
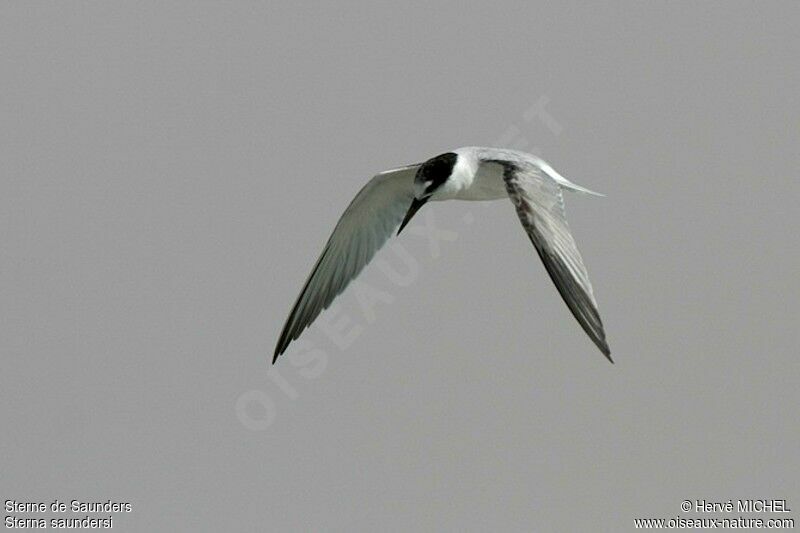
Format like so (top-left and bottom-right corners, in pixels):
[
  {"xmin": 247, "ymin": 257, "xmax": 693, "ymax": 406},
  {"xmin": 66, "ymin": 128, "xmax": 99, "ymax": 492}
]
[
  {"xmin": 493, "ymin": 157, "xmax": 612, "ymax": 361},
  {"xmin": 274, "ymin": 164, "xmax": 419, "ymax": 362}
]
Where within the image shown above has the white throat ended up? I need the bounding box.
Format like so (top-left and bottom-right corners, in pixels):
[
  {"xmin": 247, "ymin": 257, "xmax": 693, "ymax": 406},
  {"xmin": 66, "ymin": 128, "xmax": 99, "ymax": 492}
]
[
  {"xmin": 430, "ymin": 151, "xmax": 478, "ymax": 200},
  {"xmin": 432, "ymin": 149, "xmax": 507, "ymax": 202}
]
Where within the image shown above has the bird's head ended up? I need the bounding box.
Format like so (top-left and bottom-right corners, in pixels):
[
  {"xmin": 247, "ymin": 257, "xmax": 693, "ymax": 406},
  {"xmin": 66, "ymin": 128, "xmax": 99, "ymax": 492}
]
[{"xmin": 397, "ymin": 152, "xmax": 458, "ymax": 235}]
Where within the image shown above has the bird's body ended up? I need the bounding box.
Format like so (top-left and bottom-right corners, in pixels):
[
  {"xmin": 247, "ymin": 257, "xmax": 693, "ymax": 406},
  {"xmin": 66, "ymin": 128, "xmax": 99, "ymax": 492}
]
[
  {"xmin": 274, "ymin": 146, "xmax": 612, "ymax": 363},
  {"xmin": 437, "ymin": 148, "xmax": 507, "ymax": 201}
]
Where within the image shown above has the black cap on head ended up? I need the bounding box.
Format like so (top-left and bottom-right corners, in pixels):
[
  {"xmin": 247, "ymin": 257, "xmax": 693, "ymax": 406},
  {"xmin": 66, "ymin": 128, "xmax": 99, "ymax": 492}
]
[
  {"xmin": 416, "ymin": 152, "xmax": 458, "ymax": 195},
  {"xmin": 398, "ymin": 152, "xmax": 458, "ymax": 236}
]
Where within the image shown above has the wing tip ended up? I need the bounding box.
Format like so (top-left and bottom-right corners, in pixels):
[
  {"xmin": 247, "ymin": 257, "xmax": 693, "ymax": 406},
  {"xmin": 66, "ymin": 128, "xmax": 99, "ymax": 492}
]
[
  {"xmin": 592, "ymin": 331, "xmax": 613, "ymax": 363},
  {"xmin": 601, "ymin": 345, "xmax": 614, "ymax": 364},
  {"xmin": 273, "ymin": 330, "xmax": 292, "ymax": 364},
  {"xmin": 586, "ymin": 322, "xmax": 613, "ymax": 363},
  {"xmin": 272, "ymin": 342, "xmax": 284, "ymax": 364}
]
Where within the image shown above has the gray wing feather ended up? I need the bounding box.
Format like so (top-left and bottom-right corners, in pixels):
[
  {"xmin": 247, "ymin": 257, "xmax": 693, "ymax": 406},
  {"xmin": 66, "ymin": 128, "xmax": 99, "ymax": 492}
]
[
  {"xmin": 491, "ymin": 156, "xmax": 612, "ymax": 361},
  {"xmin": 274, "ymin": 164, "xmax": 419, "ymax": 362}
]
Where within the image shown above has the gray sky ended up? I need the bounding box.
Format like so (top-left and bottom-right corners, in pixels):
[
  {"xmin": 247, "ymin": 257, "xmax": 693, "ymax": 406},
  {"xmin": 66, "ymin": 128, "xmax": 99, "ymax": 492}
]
[{"xmin": 2, "ymin": 2, "xmax": 798, "ymax": 531}]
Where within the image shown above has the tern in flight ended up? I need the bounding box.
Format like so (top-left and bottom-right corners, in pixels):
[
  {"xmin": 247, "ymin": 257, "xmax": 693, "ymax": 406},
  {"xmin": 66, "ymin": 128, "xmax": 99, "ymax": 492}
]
[{"xmin": 274, "ymin": 147, "xmax": 612, "ymax": 363}]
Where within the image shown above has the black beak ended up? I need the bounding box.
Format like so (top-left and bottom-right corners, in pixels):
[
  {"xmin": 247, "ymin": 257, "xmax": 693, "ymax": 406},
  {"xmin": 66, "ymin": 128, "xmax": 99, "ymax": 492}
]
[{"xmin": 397, "ymin": 196, "xmax": 429, "ymax": 235}]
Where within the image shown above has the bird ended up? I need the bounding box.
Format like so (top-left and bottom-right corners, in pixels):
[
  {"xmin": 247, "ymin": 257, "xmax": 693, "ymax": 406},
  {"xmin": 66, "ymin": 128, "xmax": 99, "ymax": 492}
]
[{"xmin": 273, "ymin": 146, "xmax": 612, "ymax": 364}]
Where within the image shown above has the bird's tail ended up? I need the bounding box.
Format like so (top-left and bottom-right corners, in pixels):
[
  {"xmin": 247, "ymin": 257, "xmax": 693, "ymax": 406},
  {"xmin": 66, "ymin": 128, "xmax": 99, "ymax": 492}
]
[
  {"xmin": 534, "ymin": 158, "xmax": 606, "ymax": 197},
  {"xmin": 558, "ymin": 180, "xmax": 605, "ymax": 197}
]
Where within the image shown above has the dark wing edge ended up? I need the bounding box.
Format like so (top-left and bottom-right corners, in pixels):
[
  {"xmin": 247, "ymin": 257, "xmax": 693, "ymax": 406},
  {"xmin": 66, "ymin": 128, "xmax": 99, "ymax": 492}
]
[
  {"xmin": 273, "ymin": 165, "xmax": 418, "ymax": 363},
  {"xmin": 497, "ymin": 161, "xmax": 612, "ymax": 362}
]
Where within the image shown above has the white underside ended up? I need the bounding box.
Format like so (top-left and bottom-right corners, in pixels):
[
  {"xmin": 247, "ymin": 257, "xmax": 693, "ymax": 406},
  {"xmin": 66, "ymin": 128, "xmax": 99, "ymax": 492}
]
[{"xmin": 431, "ymin": 156, "xmax": 508, "ymax": 202}]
